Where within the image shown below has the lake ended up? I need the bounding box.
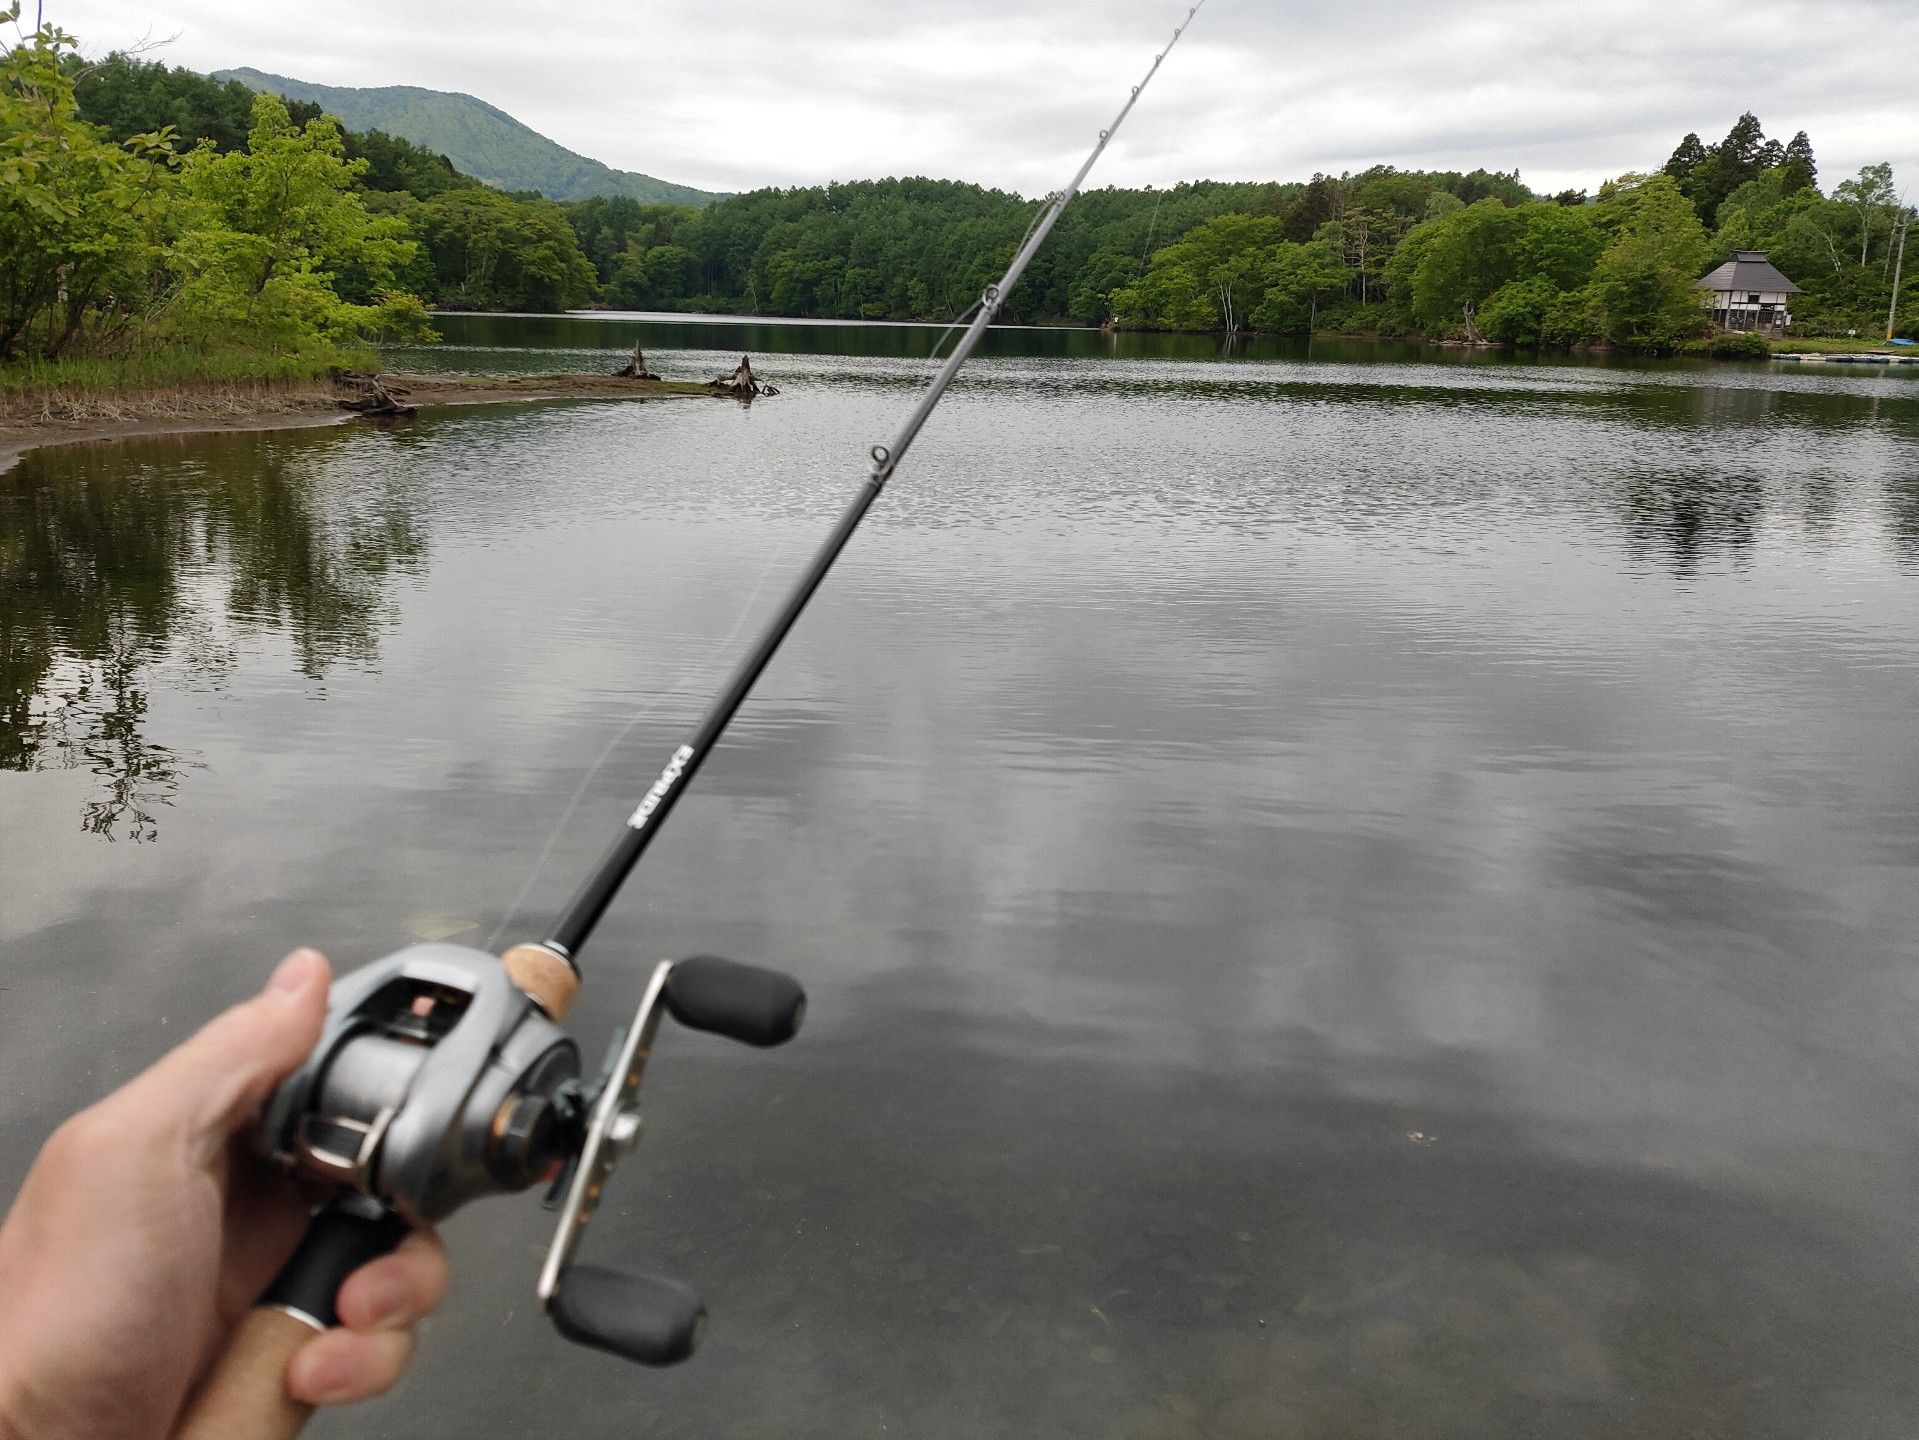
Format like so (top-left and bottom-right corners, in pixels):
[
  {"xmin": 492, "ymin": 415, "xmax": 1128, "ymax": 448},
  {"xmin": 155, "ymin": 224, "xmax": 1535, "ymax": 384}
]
[{"xmin": 4, "ymin": 315, "xmax": 1918, "ymax": 1438}]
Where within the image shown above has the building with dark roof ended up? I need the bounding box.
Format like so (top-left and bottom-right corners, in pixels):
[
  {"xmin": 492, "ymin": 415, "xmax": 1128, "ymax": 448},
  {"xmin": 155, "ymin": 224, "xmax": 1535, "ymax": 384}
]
[{"xmin": 1696, "ymin": 251, "xmax": 1803, "ymax": 335}]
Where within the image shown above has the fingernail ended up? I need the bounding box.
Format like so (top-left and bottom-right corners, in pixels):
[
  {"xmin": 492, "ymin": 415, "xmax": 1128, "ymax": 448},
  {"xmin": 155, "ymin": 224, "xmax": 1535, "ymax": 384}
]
[
  {"xmin": 363, "ymin": 1272, "xmax": 413, "ymax": 1331},
  {"xmin": 267, "ymin": 948, "xmax": 323, "ymax": 998},
  {"xmin": 296, "ymin": 1348, "xmax": 355, "ymax": 1404}
]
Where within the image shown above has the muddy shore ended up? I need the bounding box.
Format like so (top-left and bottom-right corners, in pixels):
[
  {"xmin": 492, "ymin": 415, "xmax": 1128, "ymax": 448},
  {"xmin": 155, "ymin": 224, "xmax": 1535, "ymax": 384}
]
[{"xmin": 0, "ymin": 372, "xmax": 721, "ymax": 475}]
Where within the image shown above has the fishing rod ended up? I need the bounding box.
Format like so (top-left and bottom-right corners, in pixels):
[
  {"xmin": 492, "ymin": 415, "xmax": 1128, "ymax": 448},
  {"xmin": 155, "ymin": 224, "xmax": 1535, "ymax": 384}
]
[{"xmin": 175, "ymin": 7, "xmax": 1205, "ymax": 1436}]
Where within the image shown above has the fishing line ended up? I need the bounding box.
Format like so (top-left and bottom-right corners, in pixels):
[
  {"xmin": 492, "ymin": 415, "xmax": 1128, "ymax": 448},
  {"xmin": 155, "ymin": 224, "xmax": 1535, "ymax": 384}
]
[
  {"xmin": 1136, "ymin": 163, "xmax": 1173, "ymax": 275},
  {"xmin": 1137, "ymin": 191, "xmax": 1168, "ymax": 277},
  {"xmin": 1135, "ymin": 64, "xmax": 1198, "ymax": 279},
  {"xmin": 924, "ymin": 299, "xmax": 982, "ymax": 365},
  {"xmin": 925, "ymin": 212, "xmax": 1034, "ymax": 364},
  {"xmin": 927, "ymin": 193, "xmax": 1058, "ymax": 363},
  {"xmin": 485, "ymin": 541, "xmax": 791, "ymax": 952},
  {"xmin": 538, "ymin": 0, "xmax": 1209, "ymax": 963},
  {"xmin": 926, "ymin": 150, "xmax": 1071, "ymax": 366}
]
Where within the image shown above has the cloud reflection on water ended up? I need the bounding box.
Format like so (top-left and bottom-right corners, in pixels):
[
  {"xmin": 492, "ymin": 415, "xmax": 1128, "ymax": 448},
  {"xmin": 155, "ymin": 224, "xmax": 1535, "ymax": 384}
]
[{"xmin": 1, "ymin": 333, "xmax": 1916, "ymax": 1435}]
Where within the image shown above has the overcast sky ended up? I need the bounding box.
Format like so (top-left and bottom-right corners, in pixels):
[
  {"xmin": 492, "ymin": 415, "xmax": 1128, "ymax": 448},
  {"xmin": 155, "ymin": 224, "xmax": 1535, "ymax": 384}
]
[{"xmin": 50, "ymin": 0, "xmax": 1919, "ymax": 200}]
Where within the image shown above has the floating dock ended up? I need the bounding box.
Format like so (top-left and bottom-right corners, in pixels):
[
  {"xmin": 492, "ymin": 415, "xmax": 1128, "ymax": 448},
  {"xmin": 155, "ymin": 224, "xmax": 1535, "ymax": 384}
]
[{"xmin": 1774, "ymin": 351, "xmax": 1919, "ymax": 364}]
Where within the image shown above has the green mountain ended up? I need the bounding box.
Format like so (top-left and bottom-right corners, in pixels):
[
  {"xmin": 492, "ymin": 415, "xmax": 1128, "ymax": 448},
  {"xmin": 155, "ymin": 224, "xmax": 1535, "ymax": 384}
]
[{"xmin": 215, "ymin": 68, "xmax": 720, "ymax": 206}]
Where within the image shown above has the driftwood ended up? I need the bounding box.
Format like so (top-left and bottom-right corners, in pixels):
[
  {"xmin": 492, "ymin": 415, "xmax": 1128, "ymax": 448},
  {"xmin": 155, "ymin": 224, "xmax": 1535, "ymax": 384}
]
[
  {"xmin": 1458, "ymin": 300, "xmax": 1491, "ymax": 348},
  {"xmin": 707, "ymin": 354, "xmax": 779, "ymax": 398},
  {"xmin": 613, "ymin": 343, "xmax": 660, "ymax": 380},
  {"xmin": 337, "ymin": 374, "xmax": 417, "ymax": 417}
]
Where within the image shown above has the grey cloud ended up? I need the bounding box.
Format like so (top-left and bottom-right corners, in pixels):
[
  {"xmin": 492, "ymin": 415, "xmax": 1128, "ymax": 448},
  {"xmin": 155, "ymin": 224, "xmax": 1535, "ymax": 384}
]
[{"xmin": 58, "ymin": 0, "xmax": 1918, "ymax": 197}]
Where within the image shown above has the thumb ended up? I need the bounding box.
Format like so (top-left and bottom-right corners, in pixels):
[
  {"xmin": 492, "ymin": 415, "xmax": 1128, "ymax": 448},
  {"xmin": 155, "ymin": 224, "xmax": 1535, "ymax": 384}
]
[{"xmin": 116, "ymin": 949, "xmax": 332, "ymax": 1158}]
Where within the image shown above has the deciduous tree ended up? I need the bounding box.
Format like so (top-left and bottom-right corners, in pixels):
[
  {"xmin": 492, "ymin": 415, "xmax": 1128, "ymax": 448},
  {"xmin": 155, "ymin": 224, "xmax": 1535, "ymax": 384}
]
[
  {"xmin": 414, "ymin": 187, "xmax": 595, "ymax": 311},
  {"xmin": 174, "ymin": 93, "xmax": 418, "ymax": 344},
  {"xmin": 1835, "ymin": 162, "xmax": 1898, "ymax": 266},
  {"xmin": 1586, "ymin": 175, "xmax": 1710, "ymax": 347},
  {"xmin": 0, "ymin": 11, "xmax": 177, "ymax": 359}
]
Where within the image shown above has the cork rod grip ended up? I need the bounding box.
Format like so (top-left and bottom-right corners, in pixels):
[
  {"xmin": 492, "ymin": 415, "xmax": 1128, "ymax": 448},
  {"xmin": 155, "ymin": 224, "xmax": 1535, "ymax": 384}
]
[
  {"xmin": 171, "ymin": 1307, "xmax": 317, "ymax": 1440},
  {"xmin": 173, "ymin": 1197, "xmax": 408, "ymax": 1439},
  {"xmin": 501, "ymin": 943, "xmax": 579, "ymax": 1019}
]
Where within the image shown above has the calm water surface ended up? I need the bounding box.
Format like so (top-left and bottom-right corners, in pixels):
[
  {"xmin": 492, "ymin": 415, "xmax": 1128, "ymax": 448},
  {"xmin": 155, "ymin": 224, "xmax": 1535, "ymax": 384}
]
[{"xmin": 4, "ymin": 318, "xmax": 1919, "ymax": 1437}]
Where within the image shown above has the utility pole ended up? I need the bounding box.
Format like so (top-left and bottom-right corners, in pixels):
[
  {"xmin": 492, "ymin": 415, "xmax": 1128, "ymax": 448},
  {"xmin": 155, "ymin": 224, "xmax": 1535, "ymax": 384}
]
[{"xmin": 1890, "ymin": 204, "xmax": 1911, "ymax": 343}]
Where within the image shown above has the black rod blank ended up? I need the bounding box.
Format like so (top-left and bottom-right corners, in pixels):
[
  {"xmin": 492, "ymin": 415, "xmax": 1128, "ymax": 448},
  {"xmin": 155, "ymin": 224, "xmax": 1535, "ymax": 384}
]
[
  {"xmin": 547, "ymin": 478, "xmax": 881, "ymax": 958},
  {"xmin": 540, "ymin": 1, "xmax": 1208, "ymax": 969}
]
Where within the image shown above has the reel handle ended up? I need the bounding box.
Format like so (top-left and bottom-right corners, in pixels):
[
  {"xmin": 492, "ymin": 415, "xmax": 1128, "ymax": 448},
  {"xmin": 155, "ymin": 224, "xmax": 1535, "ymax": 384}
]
[
  {"xmin": 173, "ymin": 1196, "xmax": 408, "ymax": 1440},
  {"xmin": 664, "ymin": 956, "xmax": 807, "ymax": 1047},
  {"xmin": 549, "ymin": 1264, "xmax": 707, "ymax": 1366}
]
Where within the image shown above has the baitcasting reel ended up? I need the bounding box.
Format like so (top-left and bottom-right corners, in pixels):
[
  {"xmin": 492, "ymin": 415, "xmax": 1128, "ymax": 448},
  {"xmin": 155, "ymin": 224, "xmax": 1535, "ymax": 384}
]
[{"xmin": 252, "ymin": 943, "xmax": 805, "ymax": 1367}]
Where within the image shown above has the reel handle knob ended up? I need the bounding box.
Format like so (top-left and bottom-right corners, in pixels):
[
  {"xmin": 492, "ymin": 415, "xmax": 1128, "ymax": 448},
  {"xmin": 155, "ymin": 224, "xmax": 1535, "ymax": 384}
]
[
  {"xmin": 549, "ymin": 1264, "xmax": 707, "ymax": 1366},
  {"xmin": 664, "ymin": 956, "xmax": 806, "ymax": 1047}
]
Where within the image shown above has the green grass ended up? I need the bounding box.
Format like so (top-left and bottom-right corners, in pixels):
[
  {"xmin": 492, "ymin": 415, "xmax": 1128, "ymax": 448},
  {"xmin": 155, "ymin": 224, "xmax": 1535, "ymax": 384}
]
[
  {"xmin": 0, "ymin": 343, "xmax": 373, "ymax": 408},
  {"xmin": 1766, "ymin": 335, "xmax": 1902, "ymax": 354}
]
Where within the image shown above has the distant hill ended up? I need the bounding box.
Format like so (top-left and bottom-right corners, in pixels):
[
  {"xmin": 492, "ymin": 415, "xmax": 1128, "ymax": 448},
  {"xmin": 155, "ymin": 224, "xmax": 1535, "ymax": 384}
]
[{"xmin": 216, "ymin": 68, "xmax": 721, "ymax": 206}]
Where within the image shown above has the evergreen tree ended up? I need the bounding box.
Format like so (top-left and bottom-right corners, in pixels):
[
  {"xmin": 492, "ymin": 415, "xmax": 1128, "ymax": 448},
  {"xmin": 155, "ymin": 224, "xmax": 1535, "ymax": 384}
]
[
  {"xmin": 344, "ymin": 129, "xmax": 479, "ymax": 200},
  {"xmin": 1451, "ymin": 169, "xmax": 1528, "ymax": 205},
  {"xmin": 1719, "ymin": 113, "xmax": 1768, "ymax": 171},
  {"xmin": 1281, "ymin": 175, "xmax": 1342, "ymax": 243},
  {"xmin": 73, "ymin": 55, "xmax": 260, "ymax": 152},
  {"xmin": 1781, "ymin": 131, "xmax": 1818, "ymax": 195},
  {"xmin": 1682, "ymin": 112, "xmax": 1780, "ymax": 224},
  {"xmin": 1664, "ymin": 133, "xmax": 1708, "ymax": 185}
]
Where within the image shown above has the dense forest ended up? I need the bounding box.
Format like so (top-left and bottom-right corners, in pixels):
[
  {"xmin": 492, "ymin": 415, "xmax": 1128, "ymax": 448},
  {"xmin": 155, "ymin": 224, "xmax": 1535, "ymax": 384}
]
[
  {"xmin": 559, "ymin": 169, "xmax": 1535, "ymax": 327},
  {"xmin": 587, "ymin": 116, "xmax": 1909, "ymax": 343},
  {"xmin": 6, "ymin": 18, "xmax": 1913, "ymax": 380}
]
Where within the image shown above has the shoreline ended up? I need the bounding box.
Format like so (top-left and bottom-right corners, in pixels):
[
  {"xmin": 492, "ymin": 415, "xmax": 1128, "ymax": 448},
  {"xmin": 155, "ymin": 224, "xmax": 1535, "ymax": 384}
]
[{"xmin": 0, "ymin": 371, "xmax": 720, "ymax": 476}]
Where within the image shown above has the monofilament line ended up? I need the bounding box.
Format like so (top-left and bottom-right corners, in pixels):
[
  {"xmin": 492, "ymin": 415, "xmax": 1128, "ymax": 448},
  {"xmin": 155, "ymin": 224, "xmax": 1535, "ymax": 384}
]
[{"xmin": 865, "ymin": 1, "xmax": 1208, "ymax": 490}]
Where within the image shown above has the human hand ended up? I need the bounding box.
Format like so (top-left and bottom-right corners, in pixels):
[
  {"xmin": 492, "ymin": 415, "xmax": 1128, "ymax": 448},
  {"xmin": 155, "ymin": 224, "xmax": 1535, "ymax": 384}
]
[{"xmin": 0, "ymin": 949, "xmax": 449, "ymax": 1440}]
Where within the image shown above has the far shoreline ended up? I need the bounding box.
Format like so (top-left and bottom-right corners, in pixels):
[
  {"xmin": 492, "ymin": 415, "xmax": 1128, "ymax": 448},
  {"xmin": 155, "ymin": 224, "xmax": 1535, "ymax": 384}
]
[
  {"xmin": 8, "ymin": 331, "xmax": 1911, "ymax": 478},
  {"xmin": 453, "ymin": 309, "xmax": 1913, "ymax": 361}
]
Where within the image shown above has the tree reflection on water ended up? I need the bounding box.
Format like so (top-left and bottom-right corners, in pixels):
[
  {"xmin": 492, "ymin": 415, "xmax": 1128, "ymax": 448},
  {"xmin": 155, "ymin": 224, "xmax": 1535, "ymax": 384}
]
[
  {"xmin": 0, "ymin": 432, "xmax": 423, "ymax": 840},
  {"xmin": 1616, "ymin": 470, "xmax": 1765, "ymax": 577},
  {"xmin": 1891, "ymin": 472, "xmax": 1919, "ymax": 568}
]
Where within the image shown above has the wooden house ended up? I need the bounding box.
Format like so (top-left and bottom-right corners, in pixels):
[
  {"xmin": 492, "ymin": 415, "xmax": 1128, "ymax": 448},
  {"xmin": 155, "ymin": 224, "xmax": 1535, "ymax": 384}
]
[{"xmin": 1696, "ymin": 251, "xmax": 1802, "ymax": 336}]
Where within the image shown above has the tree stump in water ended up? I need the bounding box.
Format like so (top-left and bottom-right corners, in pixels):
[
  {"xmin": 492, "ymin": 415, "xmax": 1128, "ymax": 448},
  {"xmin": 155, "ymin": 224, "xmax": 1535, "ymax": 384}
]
[
  {"xmin": 337, "ymin": 374, "xmax": 417, "ymax": 417},
  {"xmin": 614, "ymin": 344, "xmax": 659, "ymax": 380},
  {"xmin": 707, "ymin": 354, "xmax": 779, "ymax": 398}
]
